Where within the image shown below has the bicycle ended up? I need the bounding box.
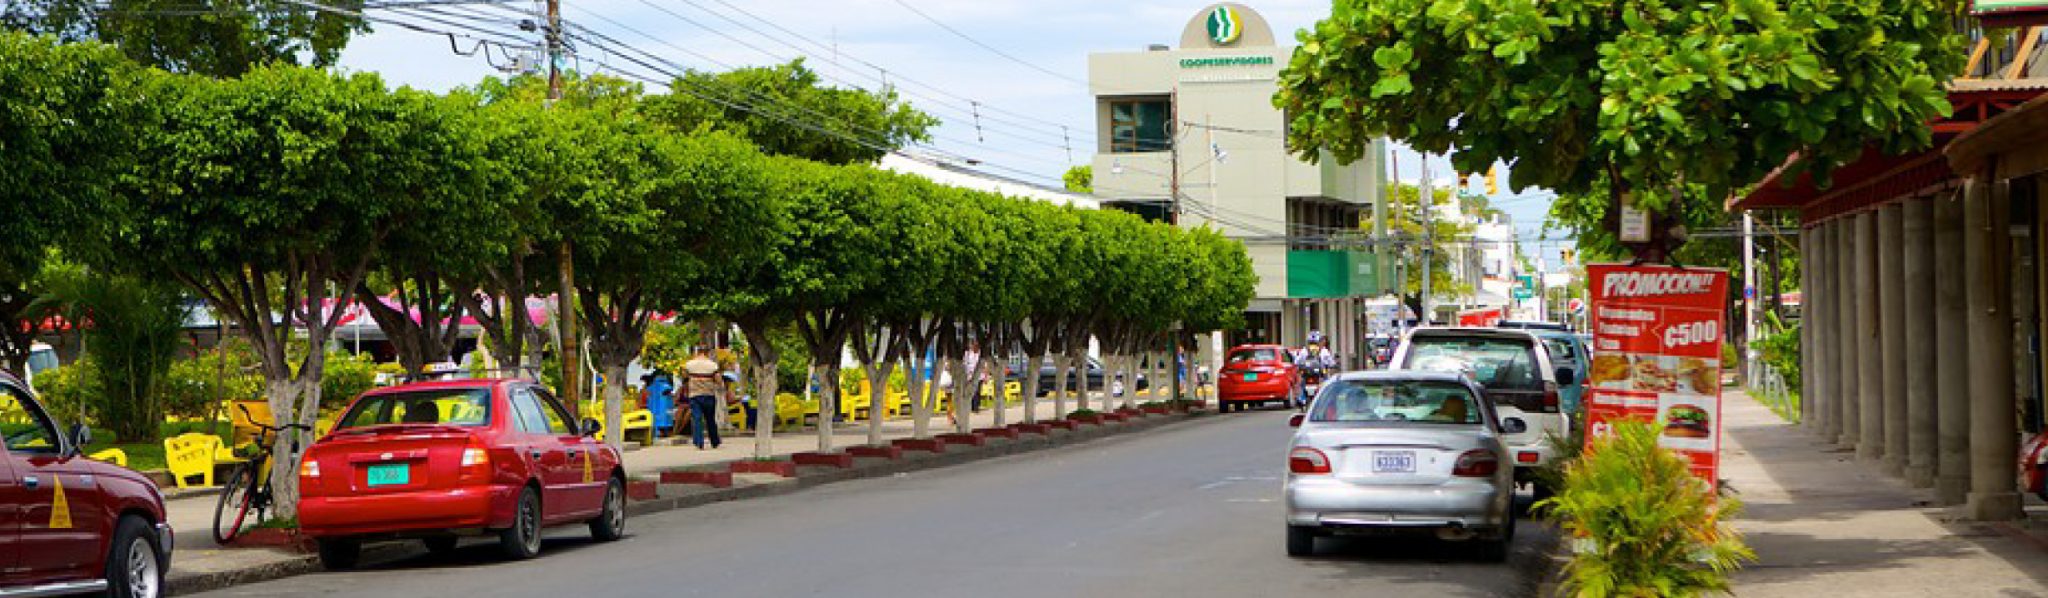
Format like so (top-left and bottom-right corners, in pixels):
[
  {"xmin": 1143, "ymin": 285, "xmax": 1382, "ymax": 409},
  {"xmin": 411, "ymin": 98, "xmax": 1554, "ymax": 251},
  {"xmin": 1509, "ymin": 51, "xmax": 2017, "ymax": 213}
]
[{"xmin": 213, "ymin": 404, "xmax": 315, "ymax": 544}]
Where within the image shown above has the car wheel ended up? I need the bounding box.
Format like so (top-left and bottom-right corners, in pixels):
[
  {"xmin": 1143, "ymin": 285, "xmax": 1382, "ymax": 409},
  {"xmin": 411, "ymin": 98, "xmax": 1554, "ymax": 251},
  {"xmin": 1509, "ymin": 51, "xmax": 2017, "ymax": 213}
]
[
  {"xmin": 316, "ymin": 538, "xmax": 361, "ymax": 570},
  {"xmin": 1286, "ymin": 526, "xmax": 1316, "ymax": 557},
  {"xmin": 499, "ymin": 485, "xmax": 543, "ymax": 560},
  {"xmin": 423, "ymin": 536, "xmax": 460, "ymax": 557},
  {"xmin": 589, "ymin": 476, "xmax": 627, "ymax": 541},
  {"xmin": 106, "ymin": 516, "xmax": 163, "ymax": 598}
]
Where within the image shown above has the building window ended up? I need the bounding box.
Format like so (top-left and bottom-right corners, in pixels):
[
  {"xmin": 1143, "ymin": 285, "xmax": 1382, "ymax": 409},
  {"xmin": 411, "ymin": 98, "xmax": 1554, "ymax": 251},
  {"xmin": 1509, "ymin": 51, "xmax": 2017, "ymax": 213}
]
[{"xmin": 1109, "ymin": 98, "xmax": 1172, "ymax": 153}]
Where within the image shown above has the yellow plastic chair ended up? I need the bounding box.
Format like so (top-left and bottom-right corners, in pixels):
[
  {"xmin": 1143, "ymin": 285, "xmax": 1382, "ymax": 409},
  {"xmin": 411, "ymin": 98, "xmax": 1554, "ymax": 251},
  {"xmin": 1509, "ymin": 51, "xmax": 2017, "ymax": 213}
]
[
  {"xmin": 726, "ymin": 400, "xmax": 750, "ymax": 432},
  {"xmin": 164, "ymin": 433, "xmax": 227, "ymax": 488},
  {"xmin": 227, "ymin": 400, "xmax": 272, "ymax": 448},
  {"xmin": 840, "ymin": 391, "xmax": 871, "ymax": 421},
  {"xmin": 885, "ymin": 390, "xmax": 911, "ymax": 419},
  {"xmin": 89, "ymin": 448, "xmax": 128, "ymax": 467},
  {"xmin": 621, "ymin": 409, "xmax": 654, "ymax": 443}
]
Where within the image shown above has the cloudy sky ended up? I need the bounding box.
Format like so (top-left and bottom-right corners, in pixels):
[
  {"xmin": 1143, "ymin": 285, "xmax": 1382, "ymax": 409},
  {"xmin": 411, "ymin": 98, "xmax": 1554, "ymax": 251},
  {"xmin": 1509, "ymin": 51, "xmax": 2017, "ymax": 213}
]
[{"xmin": 335, "ymin": 0, "xmax": 1563, "ymax": 262}]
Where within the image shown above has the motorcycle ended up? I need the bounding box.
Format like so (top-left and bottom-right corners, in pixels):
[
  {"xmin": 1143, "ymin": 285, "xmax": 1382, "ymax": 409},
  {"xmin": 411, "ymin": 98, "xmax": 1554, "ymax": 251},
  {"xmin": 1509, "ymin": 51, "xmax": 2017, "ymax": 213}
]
[{"xmin": 1298, "ymin": 365, "xmax": 1327, "ymax": 408}]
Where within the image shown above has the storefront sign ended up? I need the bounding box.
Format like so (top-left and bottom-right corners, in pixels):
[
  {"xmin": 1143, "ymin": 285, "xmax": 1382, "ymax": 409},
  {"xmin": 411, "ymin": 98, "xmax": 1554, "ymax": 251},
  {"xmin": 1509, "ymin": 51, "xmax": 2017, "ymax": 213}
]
[
  {"xmin": 1583, "ymin": 264, "xmax": 1729, "ymax": 489},
  {"xmin": 1178, "ymin": 55, "xmax": 1274, "ymax": 68},
  {"xmin": 1456, "ymin": 307, "xmax": 1504, "ymax": 327},
  {"xmin": 1618, "ymin": 205, "xmax": 1650, "ymax": 243}
]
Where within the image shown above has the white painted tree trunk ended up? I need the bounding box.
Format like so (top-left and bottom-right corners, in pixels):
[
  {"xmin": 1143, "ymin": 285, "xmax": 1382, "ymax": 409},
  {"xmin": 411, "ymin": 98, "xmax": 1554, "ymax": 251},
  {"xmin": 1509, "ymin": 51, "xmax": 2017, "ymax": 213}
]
[
  {"xmin": 815, "ymin": 363, "xmax": 836, "ymax": 453},
  {"xmin": 603, "ymin": 364, "xmax": 627, "ymax": 450},
  {"xmin": 987, "ymin": 355, "xmax": 1006, "ymax": 428},
  {"xmin": 1021, "ymin": 353, "xmax": 1042, "ymax": 424},
  {"xmin": 1051, "ymin": 356, "xmax": 1069, "ymax": 419},
  {"xmin": 909, "ymin": 352, "xmax": 935, "ymax": 438},
  {"xmin": 1071, "ymin": 352, "xmax": 1090, "ymax": 412},
  {"xmin": 752, "ymin": 366, "xmax": 778, "ymax": 460},
  {"xmin": 950, "ymin": 358, "xmax": 972, "ymax": 435}
]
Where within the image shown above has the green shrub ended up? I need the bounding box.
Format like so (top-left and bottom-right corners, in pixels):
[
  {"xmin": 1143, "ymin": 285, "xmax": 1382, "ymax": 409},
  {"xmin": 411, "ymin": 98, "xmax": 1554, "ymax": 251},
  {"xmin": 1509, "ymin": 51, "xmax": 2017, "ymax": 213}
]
[
  {"xmin": 321, "ymin": 351, "xmax": 378, "ymax": 410},
  {"xmin": 31, "ymin": 359, "xmax": 98, "ymax": 427},
  {"xmin": 1755, "ymin": 312, "xmax": 1800, "ymax": 389},
  {"xmin": 1538, "ymin": 420, "xmax": 1754, "ymax": 597},
  {"xmin": 162, "ymin": 347, "xmax": 262, "ymax": 421}
]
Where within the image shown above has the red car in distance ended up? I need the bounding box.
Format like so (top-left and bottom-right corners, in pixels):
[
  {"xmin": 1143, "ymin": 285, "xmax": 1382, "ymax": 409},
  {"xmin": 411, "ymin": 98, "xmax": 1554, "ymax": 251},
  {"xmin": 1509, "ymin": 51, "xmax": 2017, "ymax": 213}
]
[
  {"xmin": 297, "ymin": 378, "xmax": 626, "ymax": 569},
  {"xmin": 1216, "ymin": 344, "xmax": 1302, "ymax": 413},
  {"xmin": 2, "ymin": 373, "xmax": 172, "ymax": 598}
]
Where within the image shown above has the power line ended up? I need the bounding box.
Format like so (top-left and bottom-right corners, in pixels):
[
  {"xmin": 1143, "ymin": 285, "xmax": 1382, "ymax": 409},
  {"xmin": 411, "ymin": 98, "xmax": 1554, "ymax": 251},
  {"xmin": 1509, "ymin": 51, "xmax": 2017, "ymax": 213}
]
[{"xmin": 887, "ymin": 0, "xmax": 1089, "ymax": 89}]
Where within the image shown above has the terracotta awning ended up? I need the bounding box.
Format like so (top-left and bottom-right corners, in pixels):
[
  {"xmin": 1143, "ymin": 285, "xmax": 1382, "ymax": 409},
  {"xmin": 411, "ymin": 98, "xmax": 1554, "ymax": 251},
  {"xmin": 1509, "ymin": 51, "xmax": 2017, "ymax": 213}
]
[
  {"xmin": 1729, "ymin": 81, "xmax": 2048, "ymax": 221},
  {"xmin": 1947, "ymin": 91, "xmax": 2048, "ymax": 177}
]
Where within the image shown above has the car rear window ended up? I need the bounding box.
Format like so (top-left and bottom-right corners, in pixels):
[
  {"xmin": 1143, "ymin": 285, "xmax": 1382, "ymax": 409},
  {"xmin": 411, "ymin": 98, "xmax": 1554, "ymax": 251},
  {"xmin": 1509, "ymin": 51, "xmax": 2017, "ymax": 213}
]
[
  {"xmin": 1228, "ymin": 348, "xmax": 1280, "ymax": 363},
  {"xmin": 1542, "ymin": 338, "xmax": 1580, "ymax": 370},
  {"xmin": 338, "ymin": 389, "xmax": 492, "ymax": 429},
  {"xmin": 1403, "ymin": 336, "xmax": 1543, "ymax": 392},
  {"xmin": 1310, "ymin": 379, "xmax": 1481, "ymax": 424}
]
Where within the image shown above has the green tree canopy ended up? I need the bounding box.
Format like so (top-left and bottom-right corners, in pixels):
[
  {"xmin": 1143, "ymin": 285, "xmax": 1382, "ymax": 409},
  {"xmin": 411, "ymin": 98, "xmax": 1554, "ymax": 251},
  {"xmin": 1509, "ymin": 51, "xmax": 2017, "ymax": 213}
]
[
  {"xmin": 1276, "ymin": 0, "xmax": 1965, "ymax": 214},
  {"xmin": 3, "ymin": 0, "xmax": 369, "ymax": 77},
  {"xmin": 641, "ymin": 59, "xmax": 939, "ymax": 164}
]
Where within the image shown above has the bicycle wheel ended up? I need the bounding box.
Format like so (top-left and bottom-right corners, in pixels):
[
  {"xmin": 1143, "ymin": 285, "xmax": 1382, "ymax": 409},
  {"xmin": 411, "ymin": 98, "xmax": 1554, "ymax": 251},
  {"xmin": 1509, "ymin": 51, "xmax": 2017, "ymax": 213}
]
[{"xmin": 213, "ymin": 464, "xmax": 258, "ymax": 544}]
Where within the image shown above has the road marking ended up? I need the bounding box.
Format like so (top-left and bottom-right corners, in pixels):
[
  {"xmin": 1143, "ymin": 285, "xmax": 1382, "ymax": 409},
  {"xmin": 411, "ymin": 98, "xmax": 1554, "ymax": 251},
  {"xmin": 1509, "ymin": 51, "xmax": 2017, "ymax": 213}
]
[
  {"xmin": 1197, "ymin": 475, "xmax": 1279, "ymax": 490},
  {"xmin": 1225, "ymin": 498, "xmax": 1275, "ymax": 503}
]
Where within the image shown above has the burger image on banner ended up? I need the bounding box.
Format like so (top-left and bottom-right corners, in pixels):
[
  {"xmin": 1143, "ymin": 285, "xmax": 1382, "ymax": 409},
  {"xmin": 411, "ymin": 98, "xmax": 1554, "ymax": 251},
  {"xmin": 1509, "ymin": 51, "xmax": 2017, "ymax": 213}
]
[{"xmin": 1663, "ymin": 404, "xmax": 1712, "ymax": 439}]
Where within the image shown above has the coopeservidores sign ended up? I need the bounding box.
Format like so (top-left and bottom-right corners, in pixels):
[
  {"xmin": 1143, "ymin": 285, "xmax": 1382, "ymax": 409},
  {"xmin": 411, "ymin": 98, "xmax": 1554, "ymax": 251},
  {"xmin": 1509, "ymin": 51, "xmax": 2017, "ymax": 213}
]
[{"xmin": 1179, "ymin": 55, "xmax": 1275, "ymax": 68}]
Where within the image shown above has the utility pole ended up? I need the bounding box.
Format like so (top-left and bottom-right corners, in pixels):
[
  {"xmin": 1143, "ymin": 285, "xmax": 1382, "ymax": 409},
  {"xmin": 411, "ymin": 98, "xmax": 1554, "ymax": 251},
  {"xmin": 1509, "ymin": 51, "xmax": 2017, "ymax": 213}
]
[
  {"xmin": 1420, "ymin": 154, "xmax": 1434, "ymax": 326},
  {"xmin": 545, "ymin": 0, "xmax": 583, "ymax": 416},
  {"xmin": 1742, "ymin": 211, "xmax": 1757, "ymax": 383}
]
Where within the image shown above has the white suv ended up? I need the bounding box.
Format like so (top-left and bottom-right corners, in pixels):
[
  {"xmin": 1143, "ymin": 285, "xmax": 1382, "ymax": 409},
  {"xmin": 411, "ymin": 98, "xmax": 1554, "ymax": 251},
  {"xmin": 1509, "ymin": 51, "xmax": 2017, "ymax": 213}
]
[{"xmin": 1390, "ymin": 327, "xmax": 1571, "ymax": 496}]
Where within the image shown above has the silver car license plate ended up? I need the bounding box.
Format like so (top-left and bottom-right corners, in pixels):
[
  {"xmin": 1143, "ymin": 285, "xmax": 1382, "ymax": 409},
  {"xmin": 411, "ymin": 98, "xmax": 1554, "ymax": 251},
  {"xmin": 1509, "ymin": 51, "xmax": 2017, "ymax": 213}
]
[{"xmin": 1372, "ymin": 451, "xmax": 1415, "ymax": 473}]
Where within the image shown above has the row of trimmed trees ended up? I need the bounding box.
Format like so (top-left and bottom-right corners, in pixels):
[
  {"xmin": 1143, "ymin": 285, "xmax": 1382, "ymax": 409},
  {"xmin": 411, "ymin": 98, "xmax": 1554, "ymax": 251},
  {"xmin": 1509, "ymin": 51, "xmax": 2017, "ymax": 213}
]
[{"xmin": 2, "ymin": 32, "xmax": 1255, "ymax": 517}]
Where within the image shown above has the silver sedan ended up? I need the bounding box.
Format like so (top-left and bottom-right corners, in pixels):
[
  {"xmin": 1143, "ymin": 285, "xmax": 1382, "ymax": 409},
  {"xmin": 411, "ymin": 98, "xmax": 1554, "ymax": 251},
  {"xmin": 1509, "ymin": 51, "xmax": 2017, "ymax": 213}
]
[{"xmin": 1283, "ymin": 371, "xmax": 1520, "ymax": 560}]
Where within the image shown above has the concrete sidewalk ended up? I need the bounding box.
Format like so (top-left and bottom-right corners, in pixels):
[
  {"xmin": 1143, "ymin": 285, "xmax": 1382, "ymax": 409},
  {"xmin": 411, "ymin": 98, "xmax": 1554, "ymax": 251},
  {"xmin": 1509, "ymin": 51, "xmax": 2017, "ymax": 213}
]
[
  {"xmin": 162, "ymin": 390, "xmax": 1175, "ymax": 585},
  {"xmin": 1721, "ymin": 390, "xmax": 2048, "ymax": 596}
]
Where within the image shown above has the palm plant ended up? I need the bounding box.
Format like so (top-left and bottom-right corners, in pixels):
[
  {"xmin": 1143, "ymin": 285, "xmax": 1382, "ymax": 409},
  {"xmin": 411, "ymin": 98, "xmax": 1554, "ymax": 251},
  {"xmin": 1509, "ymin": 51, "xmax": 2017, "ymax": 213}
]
[{"xmin": 1537, "ymin": 420, "xmax": 1754, "ymax": 597}]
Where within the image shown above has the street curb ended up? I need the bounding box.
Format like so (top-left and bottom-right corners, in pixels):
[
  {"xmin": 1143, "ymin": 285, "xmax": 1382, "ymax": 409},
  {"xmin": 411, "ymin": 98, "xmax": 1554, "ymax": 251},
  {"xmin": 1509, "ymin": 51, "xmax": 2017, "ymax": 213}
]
[
  {"xmin": 170, "ymin": 408, "xmax": 1219, "ymax": 594},
  {"xmin": 1517, "ymin": 515, "xmax": 1568, "ymax": 598},
  {"xmin": 624, "ymin": 410, "xmax": 1215, "ymax": 519}
]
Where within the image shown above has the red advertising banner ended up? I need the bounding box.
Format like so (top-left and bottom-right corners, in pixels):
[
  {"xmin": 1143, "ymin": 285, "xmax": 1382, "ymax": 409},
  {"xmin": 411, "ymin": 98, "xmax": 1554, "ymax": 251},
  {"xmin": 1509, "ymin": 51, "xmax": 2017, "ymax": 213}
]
[
  {"xmin": 1582, "ymin": 264, "xmax": 1729, "ymax": 488},
  {"xmin": 1456, "ymin": 307, "xmax": 1505, "ymax": 327}
]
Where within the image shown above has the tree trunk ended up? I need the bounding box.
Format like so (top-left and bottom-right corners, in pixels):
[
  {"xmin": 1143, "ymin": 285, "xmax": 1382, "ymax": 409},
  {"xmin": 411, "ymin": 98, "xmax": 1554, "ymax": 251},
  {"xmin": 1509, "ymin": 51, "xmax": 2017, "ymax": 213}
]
[
  {"xmin": 736, "ymin": 318, "xmax": 780, "ymax": 460},
  {"xmin": 603, "ymin": 363, "xmax": 627, "ymax": 450},
  {"xmin": 816, "ymin": 362, "xmax": 837, "ymax": 453},
  {"xmin": 864, "ymin": 360, "xmax": 895, "ymax": 447},
  {"xmin": 1020, "ymin": 352, "xmax": 1042, "ymax": 424}
]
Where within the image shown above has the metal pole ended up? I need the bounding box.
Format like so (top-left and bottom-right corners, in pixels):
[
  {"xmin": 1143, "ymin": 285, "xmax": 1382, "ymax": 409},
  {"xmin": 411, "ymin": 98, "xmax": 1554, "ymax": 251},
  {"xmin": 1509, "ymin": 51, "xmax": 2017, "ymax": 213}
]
[
  {"xmin": 1420, "ymin": 155, "xmax": 1433, "ymax": 325},
  {"xmin": 1743, "ymin": 211, "xmax": 1757, "ymax": 383},
  {"xmin": 544, "ymin": 0, "xmax": 582, "ymax": 416}
]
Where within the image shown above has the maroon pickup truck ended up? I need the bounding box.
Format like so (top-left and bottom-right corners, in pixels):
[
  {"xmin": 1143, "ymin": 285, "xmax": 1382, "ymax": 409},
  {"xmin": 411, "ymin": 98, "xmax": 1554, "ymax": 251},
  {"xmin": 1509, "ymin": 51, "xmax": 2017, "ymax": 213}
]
[{"xmin": 1, "ymin": 372, "xmax": 172, "ymax": 598}]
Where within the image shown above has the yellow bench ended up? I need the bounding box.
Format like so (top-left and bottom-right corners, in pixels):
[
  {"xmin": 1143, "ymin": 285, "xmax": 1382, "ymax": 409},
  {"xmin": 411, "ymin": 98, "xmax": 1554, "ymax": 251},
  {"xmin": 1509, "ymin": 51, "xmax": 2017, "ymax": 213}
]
[
  {"xmin": 773, "ymin": 393, "xmax": 812, "ymax": 429},
  {"xmin": 89, "ymin": 448, "xmax": 128, "ymax": 467},
  {"xmin": 163, "ymin": 433, "xmax": 243, "ymax": 488}
]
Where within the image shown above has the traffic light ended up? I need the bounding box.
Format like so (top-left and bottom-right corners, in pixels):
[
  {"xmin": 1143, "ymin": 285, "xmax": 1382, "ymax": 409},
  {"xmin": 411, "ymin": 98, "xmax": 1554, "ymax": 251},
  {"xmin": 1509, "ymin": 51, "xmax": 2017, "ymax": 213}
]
[{"xmin": 1485, "ymin": 165, "xmax": 1499, "ymax": 195}]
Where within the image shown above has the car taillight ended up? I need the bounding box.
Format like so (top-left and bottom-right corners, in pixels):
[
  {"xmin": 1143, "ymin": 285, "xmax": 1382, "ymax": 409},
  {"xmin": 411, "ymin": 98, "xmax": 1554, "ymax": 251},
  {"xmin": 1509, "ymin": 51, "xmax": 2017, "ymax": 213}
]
[
  {"xmin": 1289, "ymin": 447, "xmax": 1331, "ymax": 475},
  {"xmin": 1543, "ymin": 382, "xmax": 1560, "ymax": 411},
  {"xmin": 459, "ymin": 438, "xmax": 491, "ymax": 482},
  {"xmin": 300, "ymin": 458, "xmax": 320, "ymax": 479},
  {"xmin": 1452, "ymin": 450, "xmax": 1499, "ymax": 477}
]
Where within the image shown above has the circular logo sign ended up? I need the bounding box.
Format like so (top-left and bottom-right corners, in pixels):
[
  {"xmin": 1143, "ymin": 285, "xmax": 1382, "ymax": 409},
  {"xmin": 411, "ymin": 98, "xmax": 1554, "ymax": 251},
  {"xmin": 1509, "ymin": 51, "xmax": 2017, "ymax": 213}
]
[{"xmin": 1206, "ymin": 6, "xmax": 1242, "ymax": 45}]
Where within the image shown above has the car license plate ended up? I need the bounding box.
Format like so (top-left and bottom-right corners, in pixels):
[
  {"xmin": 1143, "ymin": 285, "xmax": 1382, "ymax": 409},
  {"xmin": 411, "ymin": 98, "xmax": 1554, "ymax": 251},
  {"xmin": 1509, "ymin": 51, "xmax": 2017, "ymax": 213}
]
[
  {"xmin": 1243, "ymin": 373, "xmax": 1258, "ymax": 381},
  {"xmin": 1372, "ymin": 451, "xmax": 1415, "ymax": 474},
  {"xmin": 366, "ymin": 463, "xmax": 410, "ymax": 487}
]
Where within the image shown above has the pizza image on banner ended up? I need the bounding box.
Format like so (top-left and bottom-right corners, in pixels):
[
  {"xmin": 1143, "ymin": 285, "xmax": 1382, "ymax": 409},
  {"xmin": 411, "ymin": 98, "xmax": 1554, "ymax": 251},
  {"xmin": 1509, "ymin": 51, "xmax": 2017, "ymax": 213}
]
[{"xmin": 1582, "ymin": 264, "xmax": 1730, "ymax": 488}]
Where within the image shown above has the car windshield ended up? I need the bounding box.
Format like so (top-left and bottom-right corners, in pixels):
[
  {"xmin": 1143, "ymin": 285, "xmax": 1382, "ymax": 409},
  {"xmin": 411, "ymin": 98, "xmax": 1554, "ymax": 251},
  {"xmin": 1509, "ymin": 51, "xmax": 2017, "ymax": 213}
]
[
  {"xmin": 1310, "ymin": 379, "xmax": 1482, "ymax": 424},
  {"xmin": 1228, "ymin": 348, "xmax": 1279, "ymax": 363},
  {"xmin": 1404, "ymin": 336, "xmax": 1543, "ymax": 392},
  {"xmin": 338, "ymin": 389, "xmax": 492, "ymax": 429}
]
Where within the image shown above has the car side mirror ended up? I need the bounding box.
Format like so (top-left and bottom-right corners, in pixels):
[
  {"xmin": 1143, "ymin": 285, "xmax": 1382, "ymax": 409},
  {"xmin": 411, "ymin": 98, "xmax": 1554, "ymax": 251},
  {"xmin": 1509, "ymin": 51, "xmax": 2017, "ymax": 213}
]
[
  {"xmin": 68, "ymin": 424, "xmax": 91, "ymax": 456},
  {"xmin": 1555, "ymin": 367, "xmax": 1576, "ymax": 383},
  {"xmin": 1288, "ymin": 413, "xmax": 1305, "ymax": 428},
  {"xmin": 1500, "ymin": 417, "xmax": 1528, "ymax": 434},
  {"xmin": 581, "ymin": 418, "xmax": 602, "ymax": 437}
]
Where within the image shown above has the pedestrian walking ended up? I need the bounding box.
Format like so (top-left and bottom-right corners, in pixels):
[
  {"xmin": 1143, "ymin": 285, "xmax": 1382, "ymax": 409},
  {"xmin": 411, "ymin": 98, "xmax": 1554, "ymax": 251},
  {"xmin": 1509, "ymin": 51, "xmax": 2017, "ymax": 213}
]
[
  {"xmin": 963, "ymin": 340, "xmax": 985, "ymax": 413},
  {"xmin": 683, "ymin": 346, "xmax": 724, "ymax": 450}
]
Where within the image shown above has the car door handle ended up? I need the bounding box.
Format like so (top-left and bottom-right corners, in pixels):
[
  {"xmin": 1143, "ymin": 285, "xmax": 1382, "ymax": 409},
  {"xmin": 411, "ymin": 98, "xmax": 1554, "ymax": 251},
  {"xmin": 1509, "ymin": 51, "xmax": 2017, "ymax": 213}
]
[{"xmin": 22, "ymin": 475, "xmax": 37, "ymax": 489}]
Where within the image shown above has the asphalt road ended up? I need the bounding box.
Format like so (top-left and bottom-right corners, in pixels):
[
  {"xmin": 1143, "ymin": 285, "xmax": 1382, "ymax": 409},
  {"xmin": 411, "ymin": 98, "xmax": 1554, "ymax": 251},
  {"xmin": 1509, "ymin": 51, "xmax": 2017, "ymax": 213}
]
[{"xmin": 193, "ymin": 408, "xmax": 1550, "ymax": 598}]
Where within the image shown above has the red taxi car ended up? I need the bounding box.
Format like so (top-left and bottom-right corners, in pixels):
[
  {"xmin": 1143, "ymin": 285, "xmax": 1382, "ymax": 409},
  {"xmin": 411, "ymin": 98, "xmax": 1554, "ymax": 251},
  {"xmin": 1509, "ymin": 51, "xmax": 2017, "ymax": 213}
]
[
  {"xmin": 2, "ymin": 374, "xmax": 171, "ymax": 598},
  {"xmin": 1216, "ymin": 344, "xmax": 1302, "ymax": 413},
  {"xmin": 298, "ymin": 378, "xmax": 626, "ymax": 569}
]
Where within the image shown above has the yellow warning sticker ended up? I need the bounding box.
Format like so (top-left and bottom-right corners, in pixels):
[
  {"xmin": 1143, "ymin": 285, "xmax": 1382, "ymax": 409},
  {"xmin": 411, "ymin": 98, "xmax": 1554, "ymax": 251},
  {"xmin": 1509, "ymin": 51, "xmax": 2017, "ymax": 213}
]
[
  {"xmin": 48, "ymin": 475, "xmax": 72, "ymax": 529},
  {"xmin": 582, "ymin": 450, "xmax": 594, "ymax": 483}
]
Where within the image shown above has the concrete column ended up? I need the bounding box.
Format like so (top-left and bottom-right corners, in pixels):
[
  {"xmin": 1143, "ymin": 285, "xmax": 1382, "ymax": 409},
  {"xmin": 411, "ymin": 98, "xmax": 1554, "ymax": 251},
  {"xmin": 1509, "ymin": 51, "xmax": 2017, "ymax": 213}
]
[
  {"xmin": 1934, "ymin": 192, "xmax": 1971, "ymax": 505},
  {"xmin": 1838, "ymin": 216, "xmax": 1863, "ymax": 448},
  {"xmin": 1903, "ymin": 197, "xmax": 1937, "ymax": 487},
  {"xmin": 1964, "ymin": 177, "xmax": 2021, "ymax": 521},
  {"xmin": 1810, "ymin": 224, "xmax": 1826, "ymax": 430},
  {"xmin": 1856, "ymin": 211, "xmax": 1885, "ymax": 460},
  {"xmin": 1815, "ymin": 221, "xmax": 1837, "ymax": 440},
  {"xmin": 1879, "ymin": 204, "xmax": 1908, "ymax": 476}
]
